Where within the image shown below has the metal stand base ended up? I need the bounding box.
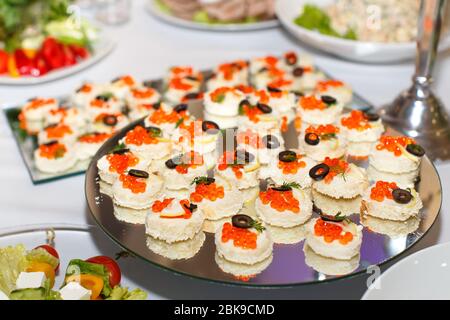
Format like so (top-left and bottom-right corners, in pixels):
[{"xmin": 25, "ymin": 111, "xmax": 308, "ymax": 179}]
[{"xmin": 381, "ymin": 83, "xmax": 450, "ymax": 162}]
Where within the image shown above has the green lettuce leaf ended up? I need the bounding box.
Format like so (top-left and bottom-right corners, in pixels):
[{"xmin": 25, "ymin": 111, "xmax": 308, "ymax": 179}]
[
  {"xmin": 0, "ymin": 244, "xmax": 28, "ymax": 296},
  {"xmin": 106, "ymin": 286, "xmax": 148, "ymax": 300},
  {"xmin": 64, "ymin": 259, "xmax": 112, "ymax": 298}
]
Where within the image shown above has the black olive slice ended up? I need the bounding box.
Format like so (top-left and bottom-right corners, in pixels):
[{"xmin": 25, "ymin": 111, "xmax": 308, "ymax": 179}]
[
  {"xmin": 183, "ymin": 203, "xmax": 198, "ymax": 212},
  {"xmin": 312, "ymin": 204, "xmax": 323, "ymax": 215},
  {"xmin": 321, "ymin": 95, "xmax": 337, "ymax": 105},
  {"xmin": 151, "ymin": 102, "xmax": 161, "ymax": 110},
  {"xmin": 174, "ymin": 104, "xmax": 188, "ymax": 113},
  {"xmin": 320, "ymin": 213, "xmax": 347, "ymax": 223},
  {"xmin": 392, "ymin": 188, "xmax": 413, "ymax": 204},
  {"xmin": 232, "ymin": 214, "xmax": 254, "ymax": 229},
  {"xmin": 165, "ymin": 158, "xmax": 178, "ymax": 169},
  {"xmin": 112, "ymin": 148, "xmax": 130, "ymax": 155},
  {"xmin": 262, "ymin": 135, "xmax": 280, "ymax": 149},
  {"xmin": 183, "ymin": 92, "xmax": 201, "ymax": 100},
  {"xmin": 305, "ymin": 132, "xmax": 320, "ymax": 146},
  {"xmin": 285, "ymin": 52, "xmax": 298, "ymax": 66},
  {"xmin": 43, "ymin": 140, "xmax": 58, "ymax": 147},
  {"xmin": 193, "ymin": 177, "xmax": 215, "ymax": 185},
  {"xmin": 292, "ymin": 67, "xmax": 304, "ymax": 77},
  {"xmin": 309, "ymin": 163, "xmax": 330, "ymax": 181},
  {"xmin": 145, "ymin": 126, "xmax": 162, "ymax": 136},
  {"xmin": 103, "ymin": 115, "xmax": 118, "ymax": 127},
  {"xmin": 185, "ymin": 75, "xmax": 199, "ymax": 82},
  {"xmin": 271, "ymin": 185, "xmax": 292, "ymax": 192},
  {"xmin": 406, "ymin": 144, "xmax": 425, "ymax": 157},
  {"xmin": 96, "ymin": 93, "xmax": 113, "ymax": 102},
  {"xmin": 291, "ymin": 90, "xmax": 304, "ymax": 97},
  {"xmin": 267, "ymin": 86, "xmax": 282, "ymax": 93},
  {"xmin": 128, "ymin": 169, "xmax": 149, "ymax": 179},
  {"xmin": 44, "ymin": 123, "xmax": 58, "ymax": 130},
  {"xmin": 235, "ymin": 150, "xmax": 255, "ymax": 164},
  {"xmin": 202, "ymin": 120, "xmax": 220, "ymax": 133},
  {"xmin": 278, "ymin": 150, "xmax": 297, "ymax": 163},
  {"xmin": 363, "ymin": 111, "xmax": 380, "ymax": 122},
  {"xmin": 256, "ymin": 102, "xmax": 272, "ymax": 114}
]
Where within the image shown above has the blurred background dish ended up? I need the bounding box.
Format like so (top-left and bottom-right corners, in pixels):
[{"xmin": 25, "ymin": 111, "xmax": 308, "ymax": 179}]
[
  {"xmin": 276, "ymin": 0, "xmax": 450, "ymax": 63},
  {"xmin": 146, "ymin": 0, "xmax": 279, "ymax": 31},
  {"xmin": 362, "ymin": 242, "xmax": 450, "ymax": 300}
]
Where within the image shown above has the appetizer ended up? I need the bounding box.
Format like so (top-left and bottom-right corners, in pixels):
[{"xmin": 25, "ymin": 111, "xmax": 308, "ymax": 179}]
[
  {"xmin": 204, "ymin": 86, "xmax": 244, "ymax": 117},
  {"xmin": 310, "ymin": 157, "xmax": 368, "ymax": 199},
  {"xmin": 37, "ymin": 123, "xmax": 78, "ymax": 146},
  {"xmin": 144, "ymin": 103, "xmax": 192, "ymax": 137},
  {"xmin": 75, "ymin": 132, "xmax": 112, "ymax": 161},
  {"xmin": 236, "ymin": 128, "xmax": 285, "ymax": 165},
  {"xmin": 299, "ymin": 124, "xmax": 347, "ymax": 161},
  {"xmin": 362, "ymin": 181, "xmax": 423, "ymax": 221},
  {"xmin": 34, "ymin": 141, "xmax": 77, "ymax": 173},
  {"xmin": 89, "ymin": 112, "xmax": 129, "ymax": 134},
  {"xmin": 97, "ymin": 148, "xmax": 146, "ymax": 184},
  {"xmin": 164, "ymin": 66, "xmax": 203, "ymax": 104},
  {"xmin": 314, "ymin": 80, "xmax": 353, "ymax": 106},
  {"xmin": 215, "ymin": 150, "xmax": 260, "ymax": 190},
  {"xmin": 19, "ymin": 98, "xmax": 59, "ymax": 134},
  {"xmin": 297, "ymin": 95, "xmax": 344, "ymax": 126},
  {"xmin": 206, "ymin": 61, "xmax": 249, "ymax": 91},
  {"xmin": 306, "ymin": 215, "xmax": 363, "ymax": 260},
  {"xmin": 189, "ymin": 176, "xmax": 243, "ymax": 222},
  {"xmin": 121, "ymin": 125, "xmax": 171, "ymax": 161},
  {"xmin": 255, "ymin": 182, "xmax": 313, "ymax": 228},
  {"xmin": 161, "ymin": 151, "xmax": 208, "ymax": 190}
]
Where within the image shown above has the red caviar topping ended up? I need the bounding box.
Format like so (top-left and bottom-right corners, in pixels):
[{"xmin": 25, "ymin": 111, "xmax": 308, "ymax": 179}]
[
  {"xmin": 316, "ymin": 80, "xmax": 344, "ymax": 92},
  {"xmin": 221, "ymin": 222, "xmax": 257, "ymax": 249},
  {"xmin": 305, "ymin": 124, "xmax": 339, "ymax": 137},
  {"xmin": 235, "ymin": 85, "xmax": 255, "ymax": 95},
  {"xmin": 241, "ymin": 104, "xmax": 263, "ymax": 123},
  {"xmin": 152, "ymin": 198, "xmax": 193, "ymax": 219},
  {"xmin": 171, "ymin": 66, "xmax": 193, "ymax": 77},
  {"xmin": 376, "ymin": 136, "xmax": 415, "ymax": 157},
  {"xmin": 209, "ymin": 87, "xmax": 237, "ymax": 103},
  {"xmin": 218, "ymin": 61, "xmax": 247, "ymax": 80},
  {"xmin": 179, "ymin": 121, "xmax": 202, "ymax": 146},
  {"xmin": 131, "ymin": 88, "xmax": 155, "ymax": 99},
  {"xmin": 39, "ymin": 143, "xmax": 66, "ymax": 159},
  {"xmin": 26, "ymin": 98, "xmax": 56, "ymax": 110},
  {"xmin": 190, "ymin": 182, "xmax": 224, "ymax": 203},
  {"xmin": 341, "ymin": 110, "xmax": 371, "ymax": 131},
  {"xmin": 314, "ymin": 219, "xmax": 354, "ymax": 245},
  {"xmin": 124, "ymin": 125, "xmax": 159, "ymax": 146},
  {"xmin": 106, "ymin": 152, "xmax": 139, "ymax": 174},
  {"xmin": 267, "ymin": 77, "xmax": 292, "ymax": 89},
  {"xmin": 152, "ymin": 198, "xmax": 174, "ymax": 212},
  {"xmin": 236, "ymin": 129, "xmax": 262, "ymax": 149},
  {"xmin": 370, "ymin": 181, "xmax": 398, "ymax": 202},
  {"xmin": 45, "ymin": 124, "xmax": 73, "ymax": 139},
  {"xmin": 300, "ymin": 96, "xmax": 327, "ymax": 110},
  {"xmin": 119, "ymin": 75, "xmax": 135, "ymax": 86},
  {"xmin": 78, "ymin": 84, "xmax": 92, "ymax": 93},
  {"xmin": 169, "ymin": 77, "xmax": 193, "ymax": 90},
  {"xmin": 148, "ymin": 108, "xmax": 181, "ymax": 125},
  {"xmin": 278, "ymin": 155, "xmax": 306, "ymax": 174},
  {"xmin": 264, "ymin": 56, "xmax": 279, "ymax": 66},
  {"xmin": 259, "ymin": 188, "xmax": 300, "ymax": 213},
  {"xmin": 281, "ymin": 116, "xmax": 288, "ymax": 132},
  {"xmin": 217, "ymin": 151, "xmax": 243, "ymax": 179},
  {"xmin": 90, "ymin": 99, "xmax": 108, "ymax": 108},
  {"xmin": 119, "ymin": 174, "xmax": 146, "ymax": 194},
  {"xmin": 78, "ymin": 132, "xmax": 111, "ymax": 143},
  {"xmin": 322, "ymin": 157, "xmax": 349, "ymax": 183}
]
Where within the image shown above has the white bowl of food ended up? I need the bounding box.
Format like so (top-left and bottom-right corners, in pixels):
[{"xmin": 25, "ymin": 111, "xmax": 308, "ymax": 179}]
[{"xmin": 276, "ymin": 0, "xmax": 450, "ymax": 63}]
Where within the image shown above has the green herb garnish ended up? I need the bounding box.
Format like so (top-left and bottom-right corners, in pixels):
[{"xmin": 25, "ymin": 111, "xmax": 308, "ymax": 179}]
[
  {"xmin": 191, "ymin": 176, "xmax": 214, "ymax": 185},
  {"xmin": 109, "ymin": 142, "xmax": 126, "ymax": 153},
  {"xmin": 175, "ymin": 117, "xmax": 184, "ymax": 128},
  {"xmin": 250, "ymin": 219, "xmax": 265, "ymax": 233}
]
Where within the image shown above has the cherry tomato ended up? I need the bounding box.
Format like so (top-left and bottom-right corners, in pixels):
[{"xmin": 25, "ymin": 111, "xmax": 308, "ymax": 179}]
[
  {"xmin": 69, "ymin": 45, "xmax": 89, "ymax": 60},
  {"xmin": 0, "ymin": 50, "xmax": 8, "ymax": 74},
  {"xmin": 42, "ymin": 37, "xmax": 65, "ymax": 70},
  {"xmin": 62, "ymin": 44, "xmax": 76, "ymax": 66},
  {"xmin": 86, "ymin": 256, "xmax": 121, "ymax": 288},
  {"xmin": 35, "ymin": 245, "xmax": 60, "ymax": 272}
]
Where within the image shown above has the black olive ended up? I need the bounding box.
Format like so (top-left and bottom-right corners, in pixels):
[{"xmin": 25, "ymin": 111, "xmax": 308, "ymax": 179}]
[
  {"xmin": 112, "ymin": 148, "xmax": 130, "ymax": 155},
  {"xmin": 128, "ymin": 169, "xmax": 149, "ymax": 179},
  {"xmin": 363, "ymin": 111, "xmax": 380, "ymax": 122},
  {"xmin": 145, "ymin": 126, "xmax": 162, "ymax": 136},
  {"xmin": 121, "ymin": 105, "xmax": 130, "ymax": 116},
  {"xmin": 44, "ymin": 123, "xmax": 58, "ymax": 130},
  {"xmin": 291, "ymin": 90, "xmax": 304, "ymax": 97},
  {"xmin": 185, "ymin": 75, "xmax": 199, "ymax": 82},
  {"xmin": 165, "ymin": 157, "xmax": 179, "ymax": 169},
  {"xmin": 305, "ymin": 133, "xmax": 320, "ymax": 146},
  {"xmin": 183, "ymin": 203, "xmax": 198, "ymax": 212},
  {"xmin": 103, "ymin": 115, "xmax": 118, "ymax": 127},
  {"xmin": 262, "ymin": 135, "xmax": 280, "ymax": 149},
  {"xmin": 309, "ymin": 163, "xmax": 330, "ymax": 181},
  {"xmin": 392, "ymin": 188, "xmax": 413, "ymax": 204},
  {"xmin": 151, "ymin": 102, "xmax": 161, "ymax": 110},
  {"xmin": 267, "ymin": 86, "xmax": 282, "ymax": 93},
  {"xmin": 278, "ymin": 150, "xmax": 297, "ymax": 163},
  {"xmin": 285, "ymin": 52, "xmax": 298, "ymax": 66},
  {"xmin": 320, "ymin": 214, "xmax": 346, "ymax": 223},
  {"xmin": 239, "ymin": 99, "xmax": 251, "ymax": 109},
  {"xmin": 194, "ymin": 177, "xmax": 215, "ymax": 185},
  {"xmin": 292, "ymin": 67, "xmax": 304, "ymax": 77},
  {"xmin": 232, "ymin": 214, "xmax": 254, "ymax": 229},
  {"xmin": 183, "ymin": 92, "xmax": 201, "ymax": 100},
  {"xmin": 204, "ymin": 73, "xmax": 216, "ymax": 81},
  {"xmin": 235, "ymin": 150, "xmax": 255, "ymax": 164},
  {"xmin": 312, "ymin": 204, "xmax": 323, "ymax": 215},
  {"xmin": 256, "ymin": 102, "xmax": 272, "ymax": 114},
  {"xmin": 43, "ymin": 140, "xmax": 58, "ymax": 147},
  {"xmin": 174, "ymin": 104, "xmax": 188, "ymax": 113},
  {"xmin": 202, "ymin": 120, "xmax": 220, "ymax": 133},
  {"xmin": 321, "ymin": 95, "xmax": 337, "ymax": 105},
  {"xmin": 271, "ymin": 185, "xmax": 292, "ymax": 192},
  {"xmin": 406, "ymin": 144, "xmax": 425, "ymax": 157},
  {"xmin": 96, "ymin": 94, "xmax": 111, "ymax": 102}
]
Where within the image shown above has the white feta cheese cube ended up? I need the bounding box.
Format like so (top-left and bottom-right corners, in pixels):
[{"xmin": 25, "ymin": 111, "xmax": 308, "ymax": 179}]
[
  {"xmin": 60, "ymin": 282, "xmax": 92, "ymax": 300},
  {"xmin": 15, "ymin": 272, "xmax": 47, "ymax": 290},
  {"xmin": 0, "ymin": 290, "xmax": 9, "ymax": 300}
]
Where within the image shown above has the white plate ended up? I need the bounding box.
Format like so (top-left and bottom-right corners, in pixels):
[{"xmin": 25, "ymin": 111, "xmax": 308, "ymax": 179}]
[
  {"xmin": 146, "ymin": 0, "xmax": 279, "ymax": 32},
  {"xmin": 362, "ymin": 242, "xmax": 450, "ymax": 300},
  {"xmin": 0, "ymin": 224, "xmax": 148, "ymax": 299},
  {"xmin": 0, "ymin": 34, "xmax": 115, "ymax": 86},
  {"xmin": 276, "ymin": 0, "xmax": 450, "ymax": 63}
]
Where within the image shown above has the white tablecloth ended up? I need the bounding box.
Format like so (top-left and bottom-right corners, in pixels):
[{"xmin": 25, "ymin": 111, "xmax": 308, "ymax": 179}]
[{"xmin": 1, "ymin": 0, "xmax": 449, "ymax": 299}]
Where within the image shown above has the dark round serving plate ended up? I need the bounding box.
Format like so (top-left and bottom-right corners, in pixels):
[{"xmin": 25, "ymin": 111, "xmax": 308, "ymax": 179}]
[{"xmin": 85, "ymin": 103, "xmax": 442, "ymax": 287}]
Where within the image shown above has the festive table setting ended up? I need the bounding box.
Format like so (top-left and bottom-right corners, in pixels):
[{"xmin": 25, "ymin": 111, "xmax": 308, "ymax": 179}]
[{"xmin": 1, "ymin": 0, "xmax": 450, "ymax": 300}]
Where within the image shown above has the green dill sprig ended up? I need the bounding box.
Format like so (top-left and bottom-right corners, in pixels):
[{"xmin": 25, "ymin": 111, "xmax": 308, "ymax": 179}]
[
  {"xmin": 250, "ymin": 219, "xmax": 265, "ymax": 233},
  {"xmin": 191, "ymin": 176, "xmax": 214, "ymax": 185}
]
